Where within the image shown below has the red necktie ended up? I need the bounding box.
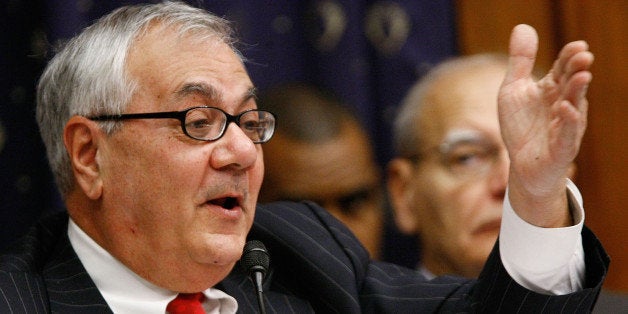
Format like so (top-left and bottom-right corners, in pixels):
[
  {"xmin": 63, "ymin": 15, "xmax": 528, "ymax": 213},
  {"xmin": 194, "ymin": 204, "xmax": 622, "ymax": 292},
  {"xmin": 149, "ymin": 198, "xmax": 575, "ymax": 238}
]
[{"xmin": 167, "ymin": 293, "xmax": 206, "ymax": 314}]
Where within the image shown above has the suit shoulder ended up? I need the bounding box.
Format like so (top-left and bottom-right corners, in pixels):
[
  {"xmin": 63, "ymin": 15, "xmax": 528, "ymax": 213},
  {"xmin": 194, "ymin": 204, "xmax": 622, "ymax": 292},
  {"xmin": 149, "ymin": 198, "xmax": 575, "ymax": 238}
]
[
  {"xmin": 254, "ymin": 201, "xmax": 368, "ymax": 261},
  {"xmin": 251, "ymin": 201, "xmax": 371, "ymax": 311},
  {"xmin": 0, "ymin": 211, "xmax": 69, "ymax": 272}
]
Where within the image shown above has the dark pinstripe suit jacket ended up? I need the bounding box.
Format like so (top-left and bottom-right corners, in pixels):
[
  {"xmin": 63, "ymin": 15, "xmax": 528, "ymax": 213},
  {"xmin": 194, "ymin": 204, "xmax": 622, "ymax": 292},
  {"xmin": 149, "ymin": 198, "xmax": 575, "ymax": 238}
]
[{"xmin": 0, "ymin": 201, "xmax": 609, "ymax": 313}]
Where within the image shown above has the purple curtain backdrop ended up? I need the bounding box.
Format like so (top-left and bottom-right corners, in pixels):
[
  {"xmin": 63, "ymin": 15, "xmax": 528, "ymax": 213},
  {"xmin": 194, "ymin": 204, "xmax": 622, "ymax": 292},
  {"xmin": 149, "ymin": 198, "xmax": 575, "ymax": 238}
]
[{"xmin": 1, "ymin": 0, "xmax": 457, "ymax": 266}]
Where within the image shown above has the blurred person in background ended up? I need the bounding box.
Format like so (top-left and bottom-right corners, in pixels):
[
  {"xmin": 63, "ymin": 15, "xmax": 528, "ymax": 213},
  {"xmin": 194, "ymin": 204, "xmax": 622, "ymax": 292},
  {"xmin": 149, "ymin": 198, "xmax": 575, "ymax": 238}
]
[
  {"xmin": 386, "ymin": 53, "xmax": 627, "ymax": 313},
  {"xmin": 258, "ymin": 82, "xmax": 386, "ymax": 259},
  {"xmin": 388, "ymin": 54, "xmax": 521, "ymax": 278}
]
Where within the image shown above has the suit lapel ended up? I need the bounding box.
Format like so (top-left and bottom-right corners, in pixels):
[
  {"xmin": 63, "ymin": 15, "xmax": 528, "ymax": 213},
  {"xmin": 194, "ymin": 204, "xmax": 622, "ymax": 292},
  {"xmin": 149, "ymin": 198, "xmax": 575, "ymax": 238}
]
[
  {"xmin": 42, "ymin": 219, "xmax": 112, "ymax": 313},
  {"xmin": 219, "ymin": 266, "xmax": 314, "ymax": 313}
]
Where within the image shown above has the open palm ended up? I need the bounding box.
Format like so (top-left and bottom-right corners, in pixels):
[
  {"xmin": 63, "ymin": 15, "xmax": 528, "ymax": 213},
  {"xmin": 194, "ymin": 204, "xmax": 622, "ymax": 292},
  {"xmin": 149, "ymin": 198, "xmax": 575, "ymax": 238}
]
[{"xmin": 498, "ymin": 24, "xmax": 593, "ymax": 226}]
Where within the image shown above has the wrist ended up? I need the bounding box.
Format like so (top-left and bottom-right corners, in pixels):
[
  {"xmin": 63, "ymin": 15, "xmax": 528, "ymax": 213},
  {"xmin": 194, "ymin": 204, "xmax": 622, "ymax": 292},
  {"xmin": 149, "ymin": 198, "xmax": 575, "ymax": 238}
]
[{"xmin": 507, "ymin": 177, "xmax": 572, "ymax": 228}]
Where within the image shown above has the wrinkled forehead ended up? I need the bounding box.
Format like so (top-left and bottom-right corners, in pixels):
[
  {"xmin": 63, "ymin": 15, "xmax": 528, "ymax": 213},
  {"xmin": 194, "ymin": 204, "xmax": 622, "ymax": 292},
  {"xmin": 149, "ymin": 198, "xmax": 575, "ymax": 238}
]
[{"xmin": 125, "ymin": 24, "xmax": 250, "ymax": 104}]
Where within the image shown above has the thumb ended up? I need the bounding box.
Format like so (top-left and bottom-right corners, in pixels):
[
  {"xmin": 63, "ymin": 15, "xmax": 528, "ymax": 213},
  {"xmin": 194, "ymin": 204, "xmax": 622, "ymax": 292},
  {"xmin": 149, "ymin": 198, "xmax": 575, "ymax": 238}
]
[{"xmin": 504, "ymin": 24, "xmax": 539, "ymax": 85}]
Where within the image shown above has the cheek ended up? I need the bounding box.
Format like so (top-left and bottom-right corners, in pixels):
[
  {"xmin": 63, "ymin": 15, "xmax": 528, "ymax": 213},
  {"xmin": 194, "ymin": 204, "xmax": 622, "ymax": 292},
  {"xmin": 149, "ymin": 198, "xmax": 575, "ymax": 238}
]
[
  {"xmin": 100, "ymin": 138, "xmax": 151, "ymax": 197},
  {"xmin": 107, "ymin": 136, "xmax": 201, "ymax": 203},
  {"xmin": 248, "ymin": 152, "xmax": 265, "ymax": 196},
  {"xmin": 416, "ymin": 174, "xmax": 468, "ymax": 233}
]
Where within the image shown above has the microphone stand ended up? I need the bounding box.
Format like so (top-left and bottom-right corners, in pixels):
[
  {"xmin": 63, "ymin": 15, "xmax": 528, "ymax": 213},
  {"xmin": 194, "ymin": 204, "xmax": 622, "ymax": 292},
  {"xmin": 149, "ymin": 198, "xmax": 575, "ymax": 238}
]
[{"xmin": 254, "ymin": 271, "xmax": 266, "ymax": 314}]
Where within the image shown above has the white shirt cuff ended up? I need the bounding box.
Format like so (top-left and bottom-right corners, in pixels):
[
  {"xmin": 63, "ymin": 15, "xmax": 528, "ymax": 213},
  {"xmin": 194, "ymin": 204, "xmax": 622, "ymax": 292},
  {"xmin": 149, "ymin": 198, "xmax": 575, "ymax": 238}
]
[{"xmin": 499, "ymin": 179, "xmax": 586, "ymax": 294}]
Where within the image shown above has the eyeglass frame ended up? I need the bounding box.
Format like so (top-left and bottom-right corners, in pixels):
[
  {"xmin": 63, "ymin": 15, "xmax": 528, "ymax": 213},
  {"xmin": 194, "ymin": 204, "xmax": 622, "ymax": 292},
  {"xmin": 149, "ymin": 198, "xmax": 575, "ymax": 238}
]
[
  {"xmin": 87, "ymin": 106, "xmax": 276, "ymax": 144},
  {"xmin": 404, "ymin": 136, "xmax": 506, "ymax": 180}
]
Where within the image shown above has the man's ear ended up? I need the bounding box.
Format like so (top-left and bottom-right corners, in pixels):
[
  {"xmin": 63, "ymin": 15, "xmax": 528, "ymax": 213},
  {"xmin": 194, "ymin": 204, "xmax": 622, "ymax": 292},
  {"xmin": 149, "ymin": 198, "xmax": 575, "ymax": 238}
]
[
  {"xmin": 64, "ymin": 116, "xmax": 104, "ymax": 200},
  {"xmin": 386, "ymin": 158, "xmax": 420, "ymax": 234}
]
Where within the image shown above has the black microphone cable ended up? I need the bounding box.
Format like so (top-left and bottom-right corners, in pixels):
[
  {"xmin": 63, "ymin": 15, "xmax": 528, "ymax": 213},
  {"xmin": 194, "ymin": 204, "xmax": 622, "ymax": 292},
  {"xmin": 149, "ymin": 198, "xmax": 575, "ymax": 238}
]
[{"xmin": 240, "ymin": 240, "xmax": 270, "ymax": 314}]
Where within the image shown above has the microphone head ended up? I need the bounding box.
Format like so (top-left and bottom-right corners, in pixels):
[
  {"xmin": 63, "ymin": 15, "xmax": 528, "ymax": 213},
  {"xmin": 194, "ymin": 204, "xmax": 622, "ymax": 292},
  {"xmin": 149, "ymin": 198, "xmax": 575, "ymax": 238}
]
[{"xmin": 241, "ymin": 240, "xmax": 270, "ymax": 277}]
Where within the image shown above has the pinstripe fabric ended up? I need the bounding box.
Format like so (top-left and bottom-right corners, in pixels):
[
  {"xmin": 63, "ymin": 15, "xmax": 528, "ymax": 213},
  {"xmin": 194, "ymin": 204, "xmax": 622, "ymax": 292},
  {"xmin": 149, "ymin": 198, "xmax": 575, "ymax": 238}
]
[
  {"xmin": 0, "ymin": 201, "xmax": 609, "ymax": 313},
  {"xmin": 0, "ymin": 212, "xmax": 111, "ymax": 313},
  {"xmin": 243, "ymin": 201, "xmax": 609, "ymax": 313}
]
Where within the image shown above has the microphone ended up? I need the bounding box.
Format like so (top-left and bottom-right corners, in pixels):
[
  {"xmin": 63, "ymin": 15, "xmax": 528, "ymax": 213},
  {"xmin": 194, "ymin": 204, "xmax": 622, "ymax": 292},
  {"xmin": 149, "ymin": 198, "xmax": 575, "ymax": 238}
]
[{"xmin": 241, "ymin": 240, "xmax": 269, "ymax": 314}]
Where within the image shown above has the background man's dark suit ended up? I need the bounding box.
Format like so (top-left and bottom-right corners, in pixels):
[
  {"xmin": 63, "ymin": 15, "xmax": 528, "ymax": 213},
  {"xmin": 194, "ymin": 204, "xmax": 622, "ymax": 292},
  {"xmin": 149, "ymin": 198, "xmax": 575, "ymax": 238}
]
[{"xmin": 0, "ymin": 201, "xmax": 608, "ymax": 313}]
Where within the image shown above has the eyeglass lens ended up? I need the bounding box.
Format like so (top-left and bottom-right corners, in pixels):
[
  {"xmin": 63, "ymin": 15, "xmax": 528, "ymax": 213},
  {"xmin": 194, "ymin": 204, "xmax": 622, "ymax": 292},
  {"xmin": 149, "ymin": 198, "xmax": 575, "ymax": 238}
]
[
  {"xmin": 184, "ymin": 107, "xmax": 274, "ymax": 143},
  {"xmin": 438, "ymin": 138, "xmax": 501, "ymax": 179}
]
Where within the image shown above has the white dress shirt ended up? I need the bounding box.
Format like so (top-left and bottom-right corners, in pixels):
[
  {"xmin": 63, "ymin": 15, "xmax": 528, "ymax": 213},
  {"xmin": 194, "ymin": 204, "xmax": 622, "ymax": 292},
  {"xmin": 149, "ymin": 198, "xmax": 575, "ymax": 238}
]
[
  {"xmin": 500, "ymin": 179, "xmax": 585, "ymax": 294},
  {"xmin": 68, "ymin": 220, "xmax": 238, "ymax": 314}
]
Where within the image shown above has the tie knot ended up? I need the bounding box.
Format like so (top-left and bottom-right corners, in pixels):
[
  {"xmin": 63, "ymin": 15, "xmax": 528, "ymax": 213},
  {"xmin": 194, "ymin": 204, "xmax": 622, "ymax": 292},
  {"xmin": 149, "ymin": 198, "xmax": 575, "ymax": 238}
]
[{"xmin": 167, "ymin": 293, "xmax": 206, "ymax": 314}]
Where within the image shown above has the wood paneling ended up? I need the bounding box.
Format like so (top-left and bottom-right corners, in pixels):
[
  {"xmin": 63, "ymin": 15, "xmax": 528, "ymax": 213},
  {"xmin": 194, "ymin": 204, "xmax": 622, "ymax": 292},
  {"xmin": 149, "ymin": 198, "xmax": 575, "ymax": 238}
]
[
  {"xmin": 456, "ymin": 1, "xmax": 556, "ymax": 70},
  {"xmin": 456, "ymin": 0, "xmax": 627, "ymax": 292}
]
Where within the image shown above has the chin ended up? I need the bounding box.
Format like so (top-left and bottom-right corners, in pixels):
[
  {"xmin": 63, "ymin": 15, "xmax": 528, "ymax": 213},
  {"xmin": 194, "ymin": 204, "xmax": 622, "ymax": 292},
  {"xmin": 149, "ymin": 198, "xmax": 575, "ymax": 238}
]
[
  {"xmin": 191, "ymin": 234, "xmax": 246, "ymax": 266},
  {"xmin": 174, "ymin": 264, "xmax": 237, "ymax": 293}
]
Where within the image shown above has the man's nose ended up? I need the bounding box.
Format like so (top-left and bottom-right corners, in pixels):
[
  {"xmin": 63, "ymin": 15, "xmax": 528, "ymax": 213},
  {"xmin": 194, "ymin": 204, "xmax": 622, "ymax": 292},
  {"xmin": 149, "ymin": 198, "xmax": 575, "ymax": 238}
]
[{"xmin": 210, "ymin": 123, "xmax": 258, "ymax": 170}]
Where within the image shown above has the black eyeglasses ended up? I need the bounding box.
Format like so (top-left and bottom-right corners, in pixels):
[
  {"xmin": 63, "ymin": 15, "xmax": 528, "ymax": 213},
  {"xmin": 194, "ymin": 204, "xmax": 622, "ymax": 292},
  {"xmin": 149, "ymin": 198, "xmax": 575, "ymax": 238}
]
[{"xmin": 88, "ymin": 106, "xmax": 276, "ymax": 143}]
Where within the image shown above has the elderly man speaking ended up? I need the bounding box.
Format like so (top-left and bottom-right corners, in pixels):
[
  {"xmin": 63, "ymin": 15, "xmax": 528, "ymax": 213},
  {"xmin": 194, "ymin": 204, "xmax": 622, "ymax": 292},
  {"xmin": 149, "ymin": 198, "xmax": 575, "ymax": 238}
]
[{"xmin": 0, "ymin": 1, "xmax": 607, "ymax": 313}]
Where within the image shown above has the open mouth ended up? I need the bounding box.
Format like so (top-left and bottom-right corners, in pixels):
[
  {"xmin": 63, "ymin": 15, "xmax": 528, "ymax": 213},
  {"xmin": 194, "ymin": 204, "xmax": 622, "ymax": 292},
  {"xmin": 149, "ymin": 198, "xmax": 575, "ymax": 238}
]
[{"xmin": 209, "ymin": 197, "xmax": 239, "ymax": 210}]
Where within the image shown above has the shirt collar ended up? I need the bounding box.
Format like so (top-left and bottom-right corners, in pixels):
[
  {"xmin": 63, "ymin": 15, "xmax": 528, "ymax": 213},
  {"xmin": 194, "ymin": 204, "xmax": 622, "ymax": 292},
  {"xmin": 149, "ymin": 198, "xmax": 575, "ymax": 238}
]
[{"xmin": 67, "ymin": 218, "xmax": 237, "ymax": 314}]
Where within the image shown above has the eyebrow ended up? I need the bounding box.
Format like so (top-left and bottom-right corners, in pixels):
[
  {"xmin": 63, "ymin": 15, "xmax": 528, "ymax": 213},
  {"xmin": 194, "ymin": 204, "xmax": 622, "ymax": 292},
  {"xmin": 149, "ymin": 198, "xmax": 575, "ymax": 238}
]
[
  {"xmin": 177, "ymin": 82, "xmax": 220, "ymax": 100},
  {"xmin": 175, "ymin": 82, "xmax": 257, "ymax": 109},
  {"xmin": 441, "ymin": 129, "xmax": 486, "ymax": 145}
]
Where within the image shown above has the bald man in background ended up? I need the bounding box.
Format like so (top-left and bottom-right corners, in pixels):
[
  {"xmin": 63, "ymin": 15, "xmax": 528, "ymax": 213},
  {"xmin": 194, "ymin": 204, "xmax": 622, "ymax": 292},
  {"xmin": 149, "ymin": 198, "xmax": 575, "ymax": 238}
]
[{"xmin": 387, "ymin": 53, "xmax": 626, "ymax": 313}]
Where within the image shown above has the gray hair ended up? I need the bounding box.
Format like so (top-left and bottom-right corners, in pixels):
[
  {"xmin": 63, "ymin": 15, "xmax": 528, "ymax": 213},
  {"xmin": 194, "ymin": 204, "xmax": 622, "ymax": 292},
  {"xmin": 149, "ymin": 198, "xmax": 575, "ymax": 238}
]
[
  {"xmin": 36, "ymin": 1, "xmax": 240, "ymax": 197},
  {"xmin": 392, "ymin": 53, "xmax": 509, "ymax": 158}
]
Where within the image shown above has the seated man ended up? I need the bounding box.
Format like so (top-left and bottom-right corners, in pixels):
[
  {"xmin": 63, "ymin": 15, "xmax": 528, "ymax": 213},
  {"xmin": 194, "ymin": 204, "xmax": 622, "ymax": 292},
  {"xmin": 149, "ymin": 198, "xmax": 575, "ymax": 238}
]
[
  {"xmin": 388, "ymin": 54, "xmax": 530, "ymax": 278},
  {"xmin": 258, "ymin": 82, "xmax": 385, "ymax": 259},
  {"xmin": 387, "ymin": 52, "xmax": 626, "ymax": 312},
  {"xmin": 0, "ymin": 2, "xmax": 608, "ymax": 313}
]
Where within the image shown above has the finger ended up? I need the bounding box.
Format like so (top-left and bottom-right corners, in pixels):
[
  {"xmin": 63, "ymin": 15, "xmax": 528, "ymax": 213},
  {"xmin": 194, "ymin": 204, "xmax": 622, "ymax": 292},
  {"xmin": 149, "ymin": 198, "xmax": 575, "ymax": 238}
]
[
  {"xmin": 553, "ymin": 98, "xmax": 587, "ymax": 160},
  {"xmin": 552, "ymin": 41, "xmax": 591, "ymax": 82},
  {"xmin": 558, "ymin": 50, "xmax": 594, "ymax": 86},
  {"xmin": 504, "ymin": 24, "xmax": 538, "ymax": 85},
  {"xmin": 552, "ymin": 71, "xmax": 589, "ymax": 154},
  {"xmin": 562, "ymin": 70, "xmax": 592, "ymax": 111}
]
